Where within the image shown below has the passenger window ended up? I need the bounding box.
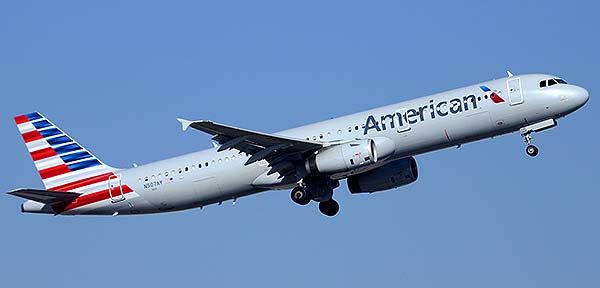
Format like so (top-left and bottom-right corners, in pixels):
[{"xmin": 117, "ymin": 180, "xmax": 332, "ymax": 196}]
[
  {"xmin": 185, "ymin": 167, "xmax": 188, "ymax": 172},
  {"xmin": 178, "ymin": 168, "xmax": 182, "ymax": 174},
  {"xmin": 232, "ymin": 155, "xmax": 236, "ymax": 160},
  {"xmin": 205, "ymin": 162, "xmax": 209, "ymax": 167},
  {"xmin": 548, "ymin": 79, "xmax": 558, "ymax": 86}
]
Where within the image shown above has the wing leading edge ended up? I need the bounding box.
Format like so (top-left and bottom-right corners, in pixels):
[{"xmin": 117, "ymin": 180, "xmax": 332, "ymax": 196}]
[{"xmin": 177, "ymin": 119, "xmax": 322, "ymax": 166}]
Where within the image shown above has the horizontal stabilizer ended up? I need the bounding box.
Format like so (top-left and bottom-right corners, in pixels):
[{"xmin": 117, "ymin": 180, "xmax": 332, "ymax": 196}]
[{"xmin": 8, "ymin": 189, "xmax": 80, "ymax": 204}]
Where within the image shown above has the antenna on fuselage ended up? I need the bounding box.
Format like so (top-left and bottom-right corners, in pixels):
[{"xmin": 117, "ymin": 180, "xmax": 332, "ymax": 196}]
[{"xmin": 506, "ymin": 70, "xmax": 514, "ymax": 77}]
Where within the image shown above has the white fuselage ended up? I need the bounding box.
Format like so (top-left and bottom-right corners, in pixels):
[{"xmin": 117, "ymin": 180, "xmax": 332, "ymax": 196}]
[{"xmin": 53, "ymin": 74, "xmax": 588, "ymax": 215}]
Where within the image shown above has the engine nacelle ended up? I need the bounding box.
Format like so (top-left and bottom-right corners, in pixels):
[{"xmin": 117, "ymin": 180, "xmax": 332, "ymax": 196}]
[
  {"xmin": 305, "ymin": 137, "xmax": 395, "ymax": 175},
  {"xmin": 347, "ymin": 157, "xmax": 418, "ymax": 193}
]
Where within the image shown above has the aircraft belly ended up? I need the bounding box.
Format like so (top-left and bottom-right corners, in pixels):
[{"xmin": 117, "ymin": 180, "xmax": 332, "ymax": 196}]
[
  {"xmin": 217, "ymin": 164, "xmax": 270, "ymax": 198},
  {"xmin": 173, "ymin": 163, "xmax": 265, "ymax": 207},
  {"xmin": 445, "ymin": 110, "xmax": 493, "ymax": 142},
  {"xmin": 191, "ymin": 177, "xmax": 222, "ymax": 203}
]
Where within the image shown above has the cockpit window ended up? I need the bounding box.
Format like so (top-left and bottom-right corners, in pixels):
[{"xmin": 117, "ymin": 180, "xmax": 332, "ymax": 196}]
[
  {"xmin": 556, "ymin": 78, "xmax": 567, "ymax": 84},
  {"xmin": 540, "ymin": 78, "xmax": 567, "ymax": 88}
]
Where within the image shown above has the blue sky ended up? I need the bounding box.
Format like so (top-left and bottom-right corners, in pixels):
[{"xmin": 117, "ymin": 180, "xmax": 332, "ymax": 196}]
[{"xmin": 1, "ymin": 1, "xmax": 598, "ymax": 287}]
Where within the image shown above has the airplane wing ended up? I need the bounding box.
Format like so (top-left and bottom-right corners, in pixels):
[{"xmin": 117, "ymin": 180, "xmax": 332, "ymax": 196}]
[
  {"xmin": 177, "ymin": 119, "xmax": 323, "ymax": 166},
  {"xmin": 8, "ymin": 189, "xmax": 80, "ymax": 204}
]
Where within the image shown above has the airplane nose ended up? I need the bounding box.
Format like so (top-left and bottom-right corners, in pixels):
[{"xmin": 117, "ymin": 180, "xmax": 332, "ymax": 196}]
[
  {"xmin": 558, "ymin": 85, "xmax": 589, "ymax": 115},
  {"xmin": 573, "ymin": 86, "xmax": 589, "ymax": 108}
]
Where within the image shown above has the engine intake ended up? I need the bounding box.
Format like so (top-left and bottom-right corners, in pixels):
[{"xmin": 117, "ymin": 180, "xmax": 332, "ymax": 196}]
[
  {"xmin": 347, "ymin": 157, "xmax": 418, "ymax": 193},
  {"xmin": 305, "ymin": 137, "xmax": 395, "ymax": 175}
]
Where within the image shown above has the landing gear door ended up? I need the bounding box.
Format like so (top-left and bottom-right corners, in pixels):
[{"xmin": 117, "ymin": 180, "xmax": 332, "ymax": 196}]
[
  {"xmin": 507, "ymin": 77, "xmax": 524, "ymax": 105},
  {"xmin": 108, "ymin": 174, "xmax": 125, "ymax": 203},
  {"xmin": 395, "ymin": 108, "xmax": 411, "ymax": 133}
]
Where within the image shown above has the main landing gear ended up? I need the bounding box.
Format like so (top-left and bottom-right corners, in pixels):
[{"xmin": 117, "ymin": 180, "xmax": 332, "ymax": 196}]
[
  {"xmin": 291, "ymin": 186, "xmax": 311, "ymax": 206},
  {"xmin": 290, "ymin": 177, "xmax": 340, "ymax": 217},
  {"xmin": 318, "ymin": 199, "xmax": 339, "ymax": 217}
]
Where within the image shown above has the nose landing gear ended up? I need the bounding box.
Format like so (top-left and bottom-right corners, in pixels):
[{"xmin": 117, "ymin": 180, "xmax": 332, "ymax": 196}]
[
  {"xmin": 525, "ymin": 144, "xmax": 539, "ymax": 157},
  {"xmin": 522, "ymin": 133, "xmax": 539, "ymax": 157},
  {"xmin": 519, "ymin": 119, "xmax": 557, "ymax": 158}
]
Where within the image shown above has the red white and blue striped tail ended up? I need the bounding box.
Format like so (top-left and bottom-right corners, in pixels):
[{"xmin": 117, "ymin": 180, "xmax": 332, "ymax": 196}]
[{"xmin": 14, "ymin": 111, "xmax": 117, "ymax": 192}]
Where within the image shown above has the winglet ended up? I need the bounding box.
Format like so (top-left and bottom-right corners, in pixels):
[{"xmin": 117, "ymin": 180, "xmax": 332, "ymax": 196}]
[{"xmin": 177, "ymin": 118, "xmax": 193, "ymax": 131}]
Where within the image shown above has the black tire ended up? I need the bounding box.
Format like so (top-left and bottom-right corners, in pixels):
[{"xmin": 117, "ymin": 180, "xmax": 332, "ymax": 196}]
[
  {"xmin": 318, "ymin": 199, "xmax": 340, "ymax": 217},
  {"xmin": 291, "ymin": 187, "xmax": 310, "ymax": 205},
  {"xmin": 526, "ymin": 145, "xmax": 539, "ymax": 157}
]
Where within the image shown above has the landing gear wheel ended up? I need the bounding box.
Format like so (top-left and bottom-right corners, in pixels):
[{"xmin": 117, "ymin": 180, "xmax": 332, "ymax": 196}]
[
  {"xmin": 318, "ymin": 199, "xmax": 340, "ymax": 217},
  {"xmin": 291, "ymin": 187, "xmax": 310, "ymax": 206},
  {"xmin": 526, "ymin": 145, "xmax": 539, "ymax": 157}
]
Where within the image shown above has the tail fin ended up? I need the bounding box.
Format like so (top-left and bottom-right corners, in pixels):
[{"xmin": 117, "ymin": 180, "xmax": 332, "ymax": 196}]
[{"xmin": 14, "ymin": 112, "xmax": 117, "ymax": 191}]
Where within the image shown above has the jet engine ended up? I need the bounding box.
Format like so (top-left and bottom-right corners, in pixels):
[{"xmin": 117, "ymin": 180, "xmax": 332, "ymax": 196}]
[
  {"xmin": 347, "ymin": 157, "xmax": 418, "ymax": 193},
  {"xmin": 305, "ymin": 137, "xmax": 395, "ymax": 175}
]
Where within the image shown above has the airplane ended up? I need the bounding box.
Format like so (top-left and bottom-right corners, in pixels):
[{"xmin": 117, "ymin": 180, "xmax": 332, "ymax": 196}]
[{"xmin": 8, "ymin": 73, "xmax": 589, "ymax": 217}]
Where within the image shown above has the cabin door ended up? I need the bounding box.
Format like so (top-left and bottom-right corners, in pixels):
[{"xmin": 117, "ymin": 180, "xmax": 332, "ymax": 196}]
[{"xmin": 507, "ymin": 77, "xmax": 524, "ymax": 105}]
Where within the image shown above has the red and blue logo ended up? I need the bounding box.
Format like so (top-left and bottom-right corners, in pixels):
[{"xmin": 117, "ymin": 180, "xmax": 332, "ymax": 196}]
[{"xmin": 480, "ymin": 85, "xmax": 505, "ymax": 103}]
